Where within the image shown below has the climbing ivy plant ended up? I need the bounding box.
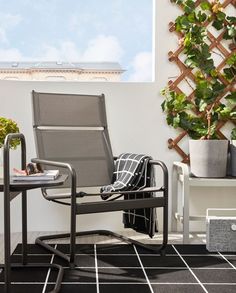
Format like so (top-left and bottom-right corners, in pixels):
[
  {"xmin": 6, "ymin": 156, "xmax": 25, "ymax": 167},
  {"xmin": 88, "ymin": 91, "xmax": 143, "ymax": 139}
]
[{"xmin": 161, "ymin": 0, "xmax": 236, "ymax": 139}]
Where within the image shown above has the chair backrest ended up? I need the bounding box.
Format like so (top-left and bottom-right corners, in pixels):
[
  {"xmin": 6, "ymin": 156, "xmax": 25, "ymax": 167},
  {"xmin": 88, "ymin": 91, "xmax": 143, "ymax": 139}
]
[{"xmin": 32, "ymin": 91, "xmax": 114, "ymax": 187}]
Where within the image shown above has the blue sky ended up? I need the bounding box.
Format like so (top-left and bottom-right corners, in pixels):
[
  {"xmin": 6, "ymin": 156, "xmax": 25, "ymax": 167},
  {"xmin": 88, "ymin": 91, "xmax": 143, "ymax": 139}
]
[{"xmin": 0, "ymin": 0, "xmax": 153, "ymax": 80}]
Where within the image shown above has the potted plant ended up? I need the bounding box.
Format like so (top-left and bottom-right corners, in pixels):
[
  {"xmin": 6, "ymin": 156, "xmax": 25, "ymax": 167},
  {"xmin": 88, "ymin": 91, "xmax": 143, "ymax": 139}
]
[
  {"xmin": 161, "ymin": 0, "xmax": 236, "ymax": 177},
  {"xmin": 0, "ymin": 117, "xmax": 20, "ymax": 178}
]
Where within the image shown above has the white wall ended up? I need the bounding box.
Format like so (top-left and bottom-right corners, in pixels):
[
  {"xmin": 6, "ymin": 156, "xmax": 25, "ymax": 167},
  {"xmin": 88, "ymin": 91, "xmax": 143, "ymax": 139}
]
[{"xmin": 1, "ymin": 1, "xmax": 236, "ymax": 234}]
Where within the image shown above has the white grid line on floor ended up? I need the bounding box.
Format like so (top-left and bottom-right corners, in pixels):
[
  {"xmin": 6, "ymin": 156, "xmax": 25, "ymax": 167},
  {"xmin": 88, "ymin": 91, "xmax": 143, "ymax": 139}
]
[
  {"xmin": 218, "ymin": 252, "xmax": 236, "ymax": 270},
  {"xmin": 13, "ymin": 251, "xmax": 236, "ymax": 256},
  {"xmin": 172, "ymin": 245, "xmax": 208, "ymax": 293},
  {"xmin": 55, "ymin": 266, "xmax": 236, "ymax": 270},
  {"xmin": 13, "ymin": 250, "xmax": 236, "ymax": 257},
  {"xmin": 133, "ymin": 244, "xmax": 154, "ymax": 293},
  {"xmin": 2, "ymin": 281, "xmax": 236, "ymax": 285},
  {"xmin": 42, "ymin": 244, "xmax": 57, "ymax": 293},
  {"xmin": 94, "ymin": 244, "xmax": 100, "ymax": 293}
]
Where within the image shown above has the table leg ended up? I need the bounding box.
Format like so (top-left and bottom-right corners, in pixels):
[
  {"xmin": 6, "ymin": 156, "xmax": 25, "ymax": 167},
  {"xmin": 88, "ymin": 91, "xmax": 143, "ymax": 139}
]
[
  {"xmin": 171, "ymin": 165, "xmax": 178, "ymax": 232},
  {"xmin": 22, "ymin": 190, "xmax": 27, "ymax": 265},
  {"xmin": 182, "ymin": 178, "xmax": 190, "ymax": 243},
  {"xmin": 4, "ymin": 187, "xmax": 11, "ymax": 293}
]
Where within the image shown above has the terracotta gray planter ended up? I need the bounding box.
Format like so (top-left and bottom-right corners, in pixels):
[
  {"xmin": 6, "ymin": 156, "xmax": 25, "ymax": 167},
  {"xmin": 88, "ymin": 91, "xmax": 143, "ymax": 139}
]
[
  {"xmin": 189, "ymin": 140, "xmax": 228, "ymax": 178},
  {"xmin": 230, "ymin": 140, "xmax": 236, "ymax": 177}
]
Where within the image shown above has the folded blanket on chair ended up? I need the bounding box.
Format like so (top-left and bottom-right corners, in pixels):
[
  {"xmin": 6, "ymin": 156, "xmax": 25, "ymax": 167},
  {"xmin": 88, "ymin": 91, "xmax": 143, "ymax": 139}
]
[{"xmin": 100, "ymin": 153, "xmax": 158, "ymax": 238}]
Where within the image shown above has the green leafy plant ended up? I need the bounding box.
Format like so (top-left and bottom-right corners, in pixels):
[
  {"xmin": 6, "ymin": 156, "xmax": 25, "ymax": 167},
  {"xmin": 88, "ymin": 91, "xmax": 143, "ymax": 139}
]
[
  {"xmin": 162, "ymin": 0, "xmax": 236, "ymax": 140},
  {"xmin": 161, "ymin": 81, "xmax": 229, "ymax": 139},
  {"xmin": 0, "ymin": 117, "xmax": 20, "ymax": 149},
  {"xmin": 224, "ymin": 53, "xmax": 236, "ymax": 81},
  {"xmin": 231, "ymin": 128, "xmax": 236, "ymax": 140}
]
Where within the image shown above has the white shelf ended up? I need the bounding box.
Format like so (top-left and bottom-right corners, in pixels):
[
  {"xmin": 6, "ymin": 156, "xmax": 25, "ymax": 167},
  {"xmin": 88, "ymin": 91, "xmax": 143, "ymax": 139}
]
[
  {"xmin": 189, "ymin": 177, "xmax": 236, "ymax": 187},
  {"xmin": 172, "ymin": 161, "xmax": 236, "ymax": 243}
]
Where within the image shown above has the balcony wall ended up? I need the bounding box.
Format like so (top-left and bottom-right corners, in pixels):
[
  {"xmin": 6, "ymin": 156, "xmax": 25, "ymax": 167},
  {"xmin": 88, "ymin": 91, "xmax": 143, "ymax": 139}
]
[{"xmin": 1, "ymin": 1, "xmax": 236, "ymax": 233}]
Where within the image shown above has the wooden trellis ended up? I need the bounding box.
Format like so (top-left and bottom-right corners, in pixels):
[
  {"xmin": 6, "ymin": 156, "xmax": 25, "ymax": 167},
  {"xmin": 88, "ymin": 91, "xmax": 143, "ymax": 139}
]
[{"xmin": 167, "ymin": 0, "xmax": 236, "ymax": 163}]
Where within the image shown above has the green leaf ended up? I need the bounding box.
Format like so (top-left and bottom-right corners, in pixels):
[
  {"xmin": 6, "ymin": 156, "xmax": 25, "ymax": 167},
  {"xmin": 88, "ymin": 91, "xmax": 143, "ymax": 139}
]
[
  {"xmin": 223, "ymin": 67, "xmax": 236, "ymax": 81},
  {"xmin": 183, "ymin": 0, "xmax": 195, "ymax": 14},
  {"xmin": 224, "ymin": 25, "xmax": 236, "ymax": 40},
  {"xmin": 216, "ymin": 11, "xmax": 226, "ymax": 21},
  {"xmin": 198, "ymin": 100, "xmax": 208, "ymax": 112},
  {"xmin": 171, "ymin": 0, "xmax": 183, "ymax": 4},
  {"xmin": 226, "ymin": 16, "xmax": 236, "ymax": 24},
  {"xmin": 175, "ymin": 15, "xmax": 191, "ymax": 32},
  {"xmin": 218, "ymin": 106, "xmax": 232, "ymax": 119},
  {"xmin": 178, "ymin": 112, "xmax": 193, "ymax": 131},
  {"xmin": 200, "ymin": 1, "xmax": 211, "ymax": 11},
  {"xmin": 226, "ymin": 53, "xmax": 236, "ymax": 66},
  {"xmin": 225, "ymin": 92, "xmax": 236, "ymax": 104},
  {"xmin": 210, "ymin": 69, "xmax": 218, "ymax": 78},
  {"xmin": 166, "ymin": 115, "xmax": 174, "ymax": 126},
  {"xmin": 228, "ymin": 25, "xmax": 236, "ymax": 37},
  {"xmin": 184, "ymin": 32, "xmax": 192, "ymax": 47},
  {"xmin": 197, "ymin": 11, "xmax": 207, "ymax": 23},
  {"xmin": 231, "ymin": 128, "xmax": 236, "ymax": 140},
  {"xmin": 212, "ymin": 80, "xmax": 225, "ymax": 98},
  {"xmin": 212, "ymin": 19, "xmax": 224, "ymax": 30},
  {"xmin": 188, "ymin": 12, "xmax": 196, "ymax": 22},
  {"xmin": 173, "ymin": 114, "xmax": 180, "ymax": 128},
  {"xmin": 161, "ymin": 100, "xmax": 166, "ymax": 112}
]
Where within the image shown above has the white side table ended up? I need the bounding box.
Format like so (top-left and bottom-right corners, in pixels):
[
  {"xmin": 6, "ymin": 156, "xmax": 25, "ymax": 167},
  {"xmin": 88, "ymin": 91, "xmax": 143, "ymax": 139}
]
[{"xmin": 172, "ymin": 161, "xmax": 236, "ymax": 243}]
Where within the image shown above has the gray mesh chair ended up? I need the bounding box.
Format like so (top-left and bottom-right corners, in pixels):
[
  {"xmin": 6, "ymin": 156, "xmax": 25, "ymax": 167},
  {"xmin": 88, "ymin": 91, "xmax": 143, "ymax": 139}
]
[{"xmin": 31, "ymin": 91, "xmax": 168, "ymax": 267}]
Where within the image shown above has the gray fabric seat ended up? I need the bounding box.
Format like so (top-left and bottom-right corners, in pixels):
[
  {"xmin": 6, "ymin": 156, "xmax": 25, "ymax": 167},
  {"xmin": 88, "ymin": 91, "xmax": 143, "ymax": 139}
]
[{"xmin": 31, "ymin": 91, "xmax": 168, "ymax": 267}]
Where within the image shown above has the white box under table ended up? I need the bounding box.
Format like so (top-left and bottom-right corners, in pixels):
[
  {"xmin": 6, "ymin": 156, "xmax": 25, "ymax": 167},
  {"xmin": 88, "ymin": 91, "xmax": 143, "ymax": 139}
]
[{"xmin": 206, "ymin": 209, "xmax": 236, "ymax": 252}]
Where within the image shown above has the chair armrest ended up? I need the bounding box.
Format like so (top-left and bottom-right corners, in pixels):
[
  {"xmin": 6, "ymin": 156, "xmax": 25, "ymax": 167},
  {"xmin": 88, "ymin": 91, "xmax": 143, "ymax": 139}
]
[
  {"xmin": 31, "ymin": 158, "xmax": 77, "ymax": 204},
  {"xmin": 148, "ymin": 160, "xmax": 168, "ymax": 206},
  {"xmin": 149, "ymin": 160, "xmax": 168, "ymax": 190},
  {"xmin": 30, "ymin": 158, "xmax": 169, "ymax": 202}
]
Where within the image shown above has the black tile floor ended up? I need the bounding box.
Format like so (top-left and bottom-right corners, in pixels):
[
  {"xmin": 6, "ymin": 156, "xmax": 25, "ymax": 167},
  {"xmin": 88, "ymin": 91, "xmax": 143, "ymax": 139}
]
[{"xmin": 0, "ymin": 244, "xmax": 236, "ymax": 293}]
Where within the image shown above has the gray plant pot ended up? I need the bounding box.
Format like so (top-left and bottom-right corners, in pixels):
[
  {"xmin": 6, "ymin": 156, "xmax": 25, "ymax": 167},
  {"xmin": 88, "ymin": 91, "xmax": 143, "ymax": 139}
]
[
  {"xmin": 230, "ymin": 140, "xmax": 236, "ymax": 177},
  {"xmin": 189, "ymin": 140, "xmax": 228, "ymax": 178}
]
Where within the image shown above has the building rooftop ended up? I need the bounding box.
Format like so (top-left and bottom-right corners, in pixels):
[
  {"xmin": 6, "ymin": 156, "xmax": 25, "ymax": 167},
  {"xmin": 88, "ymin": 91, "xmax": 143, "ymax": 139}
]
[{"xmin": 0, "ymin": 61, "xmax": 124, "ymax": 71}]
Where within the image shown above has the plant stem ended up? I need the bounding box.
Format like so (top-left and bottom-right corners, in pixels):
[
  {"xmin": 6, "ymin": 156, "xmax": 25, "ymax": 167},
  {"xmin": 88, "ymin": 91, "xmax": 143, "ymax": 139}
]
[{"xmin": 206, "ymin": 103, "xmax": 215, "ymax": 139}]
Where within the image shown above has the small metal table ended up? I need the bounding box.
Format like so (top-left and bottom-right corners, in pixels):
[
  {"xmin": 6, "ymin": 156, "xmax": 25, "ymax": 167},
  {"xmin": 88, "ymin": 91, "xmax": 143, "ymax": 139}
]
[{"xmin": 0, "ymin": 133, "xmax": 68, "ymax": 293}]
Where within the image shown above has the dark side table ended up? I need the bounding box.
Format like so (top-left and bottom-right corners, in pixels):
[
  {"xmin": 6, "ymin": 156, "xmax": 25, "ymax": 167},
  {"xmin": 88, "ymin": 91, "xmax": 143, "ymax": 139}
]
[{"xmin": 0, "ymin": 133, "xmax": 67, "ymax": 293}]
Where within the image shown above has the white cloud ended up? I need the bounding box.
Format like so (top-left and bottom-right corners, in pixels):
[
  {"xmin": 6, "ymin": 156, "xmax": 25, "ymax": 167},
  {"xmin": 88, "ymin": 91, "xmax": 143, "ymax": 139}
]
[
  {"xmin": 0, "ymin": 28, "xmax": 8, "ymax": 43},
  {"xmin": 0, "ymin": 48, "xmax": 23, "ymax": 61},
  {"xmin": 37, "ymin": 35, "xmax": 123, "ymax": 63},
  {"xmin": 128, "ymin": 51, "xmax": 153, "ymax": 82},
  {"xmin": 0, "ymin": 13, "xmax": 22, "ymax": 29},
  {"xmin": 0, "ymin": 13, "xmax": 22, "ymax": 44},
  {"xmin": 81, "ymin": 35, "xmax": 123, "ymax": 62},
  {"xmin": 39, "ymin": 41, "xmax": 81, "ymax": 61}
]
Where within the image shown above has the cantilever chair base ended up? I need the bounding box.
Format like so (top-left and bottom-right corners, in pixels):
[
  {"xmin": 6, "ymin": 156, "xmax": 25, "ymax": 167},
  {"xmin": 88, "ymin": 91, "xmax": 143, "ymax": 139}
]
[{"xmin": 36, "ymin": 229, "xmax": 167, "ymax": 268}]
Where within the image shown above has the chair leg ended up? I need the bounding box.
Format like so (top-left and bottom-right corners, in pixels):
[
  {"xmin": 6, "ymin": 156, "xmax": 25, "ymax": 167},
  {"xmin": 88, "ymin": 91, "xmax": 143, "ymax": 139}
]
[
  {"xmin": 69, "ymin": 200, "xmax": 76, "ymax": 268},
  {"xmin": 161, "ymin": 190, "xmax": 169, "ymax": 256}
]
